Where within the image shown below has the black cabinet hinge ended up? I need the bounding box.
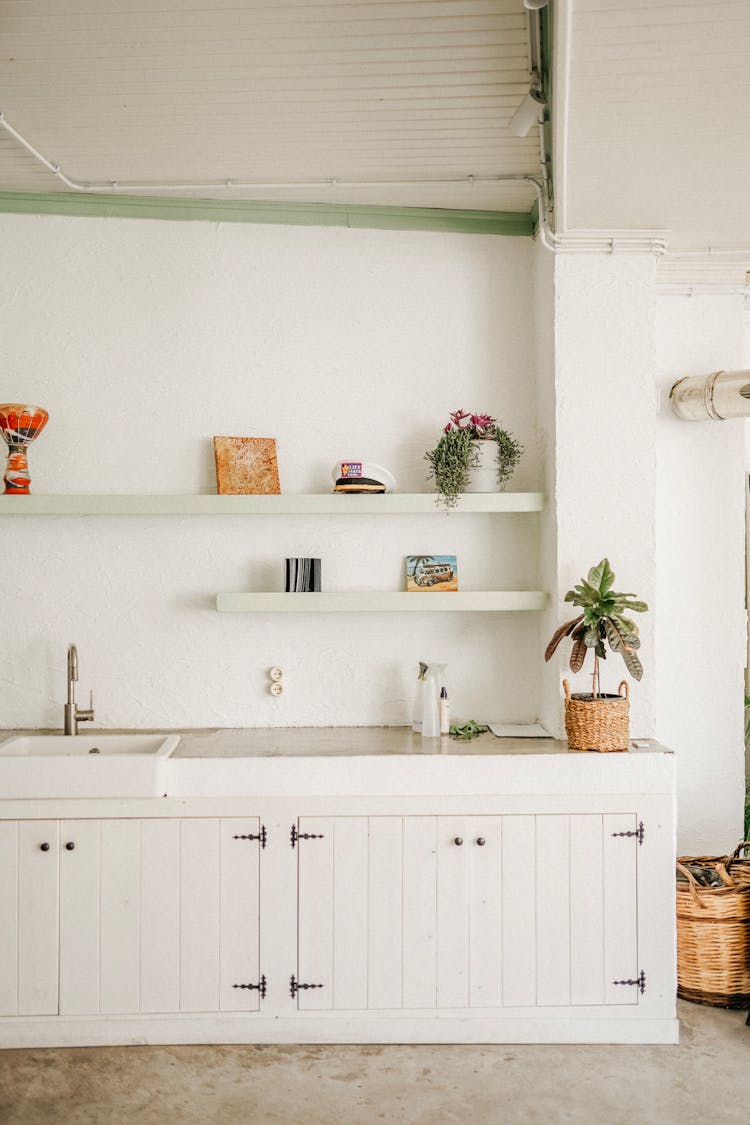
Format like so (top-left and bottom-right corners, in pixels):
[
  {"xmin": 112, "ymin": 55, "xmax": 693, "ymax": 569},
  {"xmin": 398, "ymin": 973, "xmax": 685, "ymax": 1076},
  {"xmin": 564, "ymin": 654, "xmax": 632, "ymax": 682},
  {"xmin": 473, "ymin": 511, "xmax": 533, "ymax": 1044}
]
[
  {"xmin": 290, "ymin": 974, "xmax": 324, "ymax": 998},
  {"xmin": 232, "ymin": 974, "xmax": 267, "ymax": 1000},
  {"xmin": 611, "ymin": 821, "xmax": 645, "ymax": 846},
  {"xmin": 290, "ymin": 824, "xmax": 325, "ymax": 848},
  {"xmin": 233, "ymin": 825, "xmax": 267, "ymax": 849},
  {"xmin": 613, "ymin": 970, "xmax": 646, "ymax": 995}
]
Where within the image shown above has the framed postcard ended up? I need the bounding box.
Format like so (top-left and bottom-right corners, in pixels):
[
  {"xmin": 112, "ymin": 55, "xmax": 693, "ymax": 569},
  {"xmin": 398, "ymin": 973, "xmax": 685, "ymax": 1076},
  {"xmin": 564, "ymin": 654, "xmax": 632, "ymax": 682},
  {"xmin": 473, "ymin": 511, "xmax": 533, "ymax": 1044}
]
[
  {"xmin": 214, "ymin": 436, "xmax": 281, "ymax": 494},
  {"xmin": 406, "ymin": 555, "xmax": 458, "ymax": 592}
]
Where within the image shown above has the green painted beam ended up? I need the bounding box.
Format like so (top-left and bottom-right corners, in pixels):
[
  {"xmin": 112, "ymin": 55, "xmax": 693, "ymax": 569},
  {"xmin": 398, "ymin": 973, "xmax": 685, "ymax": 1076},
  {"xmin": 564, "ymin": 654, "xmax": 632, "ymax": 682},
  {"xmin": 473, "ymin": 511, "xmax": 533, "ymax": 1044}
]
[{"xmin": 0, "ymin": 190, "xmax": 535, "ymax": 236}]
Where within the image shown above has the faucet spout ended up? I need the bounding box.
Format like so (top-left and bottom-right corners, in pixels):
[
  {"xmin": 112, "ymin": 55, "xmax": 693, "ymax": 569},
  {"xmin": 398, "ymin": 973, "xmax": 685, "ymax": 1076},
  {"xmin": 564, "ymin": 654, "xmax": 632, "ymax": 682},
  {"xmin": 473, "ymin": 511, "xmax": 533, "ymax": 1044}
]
[
  {"xmin": 67, "ymin": 644, "xmax": 78, "ymax": 703},
  {"xmin": 64, "ymin": 643, "xmax": 94, "ymax": 735}
]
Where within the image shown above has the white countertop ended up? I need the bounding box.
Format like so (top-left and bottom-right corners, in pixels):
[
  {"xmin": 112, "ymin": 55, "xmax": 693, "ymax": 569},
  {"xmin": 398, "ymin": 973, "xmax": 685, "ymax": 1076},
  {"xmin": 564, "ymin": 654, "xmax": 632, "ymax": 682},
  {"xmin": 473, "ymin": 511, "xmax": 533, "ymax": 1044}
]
[
  {"xmin": 0, "ymin": 727, "xmax": 674, "ymax": 804},
  {"xmin": 0, "ymin": 726, "xmax": 670, "ymax": 758}
]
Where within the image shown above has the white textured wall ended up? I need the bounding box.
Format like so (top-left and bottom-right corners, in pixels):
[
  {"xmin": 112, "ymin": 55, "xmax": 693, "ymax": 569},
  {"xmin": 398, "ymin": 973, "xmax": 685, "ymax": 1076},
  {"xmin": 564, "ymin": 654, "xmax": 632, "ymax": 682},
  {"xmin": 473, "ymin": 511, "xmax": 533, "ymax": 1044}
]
[
  {"xmin": 549, "ymin": 252, "xmax": 658, "ymax": 737},
  {"xmin": 656, "ymin": 294, "xmax": 747, "ymax": 852},
  {"xmin": 0, "ymin": 214, "xmax": 541, "ymax": 730},
  {"xmin": 532, "ymin": 241, "xmax": 560, "ymax": 735}
]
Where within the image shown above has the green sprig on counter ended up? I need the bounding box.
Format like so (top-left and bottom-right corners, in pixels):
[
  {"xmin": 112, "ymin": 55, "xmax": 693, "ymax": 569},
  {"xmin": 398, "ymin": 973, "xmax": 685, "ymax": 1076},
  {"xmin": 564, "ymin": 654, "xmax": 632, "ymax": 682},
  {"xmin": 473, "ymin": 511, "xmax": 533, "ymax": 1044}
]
[{"xmin": 449, "ymin": 720, "xmax": 490, "ymax": 741}]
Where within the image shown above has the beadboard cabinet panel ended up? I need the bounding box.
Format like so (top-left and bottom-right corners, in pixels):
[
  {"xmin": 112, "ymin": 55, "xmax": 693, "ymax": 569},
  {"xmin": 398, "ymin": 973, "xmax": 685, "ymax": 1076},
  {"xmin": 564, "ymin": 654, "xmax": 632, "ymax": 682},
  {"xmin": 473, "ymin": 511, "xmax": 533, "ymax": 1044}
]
[
  {"xmin": 500, "ymin": 816, "xmax": 537, "ymax": 1007},
  {"xmin": 570, "ymin": 815, "xmax": 606, "ymax": 1005},
  {"xmin": 17, "ymin": 820, "xmax": 59, "ymax": 1016},
  {"xmin": 100, "ymin": 819, "xmax": 141, "ymax": 1014},
  {"xmin": 179, "ymin": 818, "xmax": 222, "ymax": 1013},
  {"xmin": 367, "ymin": 817, "xmax": 404, "ymax": 1011},
  {"xmin": 59, "ymin": 819, "xmax": 101, "ymax": 1016},
  {"xmin": 331, "ymin": 816, "xmax": 369, "ymax": 1011},
  {"xmin": 402, "ymin": 816, "xmax": 438, "ymax": 1010},
  {"xmin": 468, "ymin": 815, "xmax": 503, "ymax": 1009},
  {"xmin": 220, "ymin": 818, "xmax": 262, "ymax": 1012},
  {"xmin": 0, "ymin": 821, "xmax": 19, "ymax": 1015},
  {"xmin": 603, "ymin": 814, "xmax": 640, "ymax": 1006},
  {"xmin": 140, "ymin": 818, "xmax": 181, "ymax": 1014},
  {"xmin": 436, "ymin": 816, "xmax": 471, "ymax": 1008},
  {"xmin": 536, "ymin": 815, "xmax": 571, "ymax": 1007}
]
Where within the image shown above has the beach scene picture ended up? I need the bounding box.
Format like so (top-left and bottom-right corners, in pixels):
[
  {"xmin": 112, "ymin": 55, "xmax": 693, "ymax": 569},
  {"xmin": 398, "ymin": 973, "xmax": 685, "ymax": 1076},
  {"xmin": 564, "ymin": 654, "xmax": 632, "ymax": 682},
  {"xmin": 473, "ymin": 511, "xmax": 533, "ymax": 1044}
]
[{"xmin": 406, "ymin": 555, "xmax": 458, "ymax": 592}]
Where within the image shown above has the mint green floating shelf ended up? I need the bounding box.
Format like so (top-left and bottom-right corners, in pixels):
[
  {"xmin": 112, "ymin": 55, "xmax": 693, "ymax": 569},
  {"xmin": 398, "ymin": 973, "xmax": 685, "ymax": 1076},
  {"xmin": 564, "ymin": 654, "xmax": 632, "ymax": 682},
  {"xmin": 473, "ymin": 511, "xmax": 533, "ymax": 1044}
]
[
  {"xmin": 0, "ymin": 493, "xmax": 545, "ymax": 516},
  {"xmin": 216, "ymin": 592, "xmax": 549, "ymax": 613}
]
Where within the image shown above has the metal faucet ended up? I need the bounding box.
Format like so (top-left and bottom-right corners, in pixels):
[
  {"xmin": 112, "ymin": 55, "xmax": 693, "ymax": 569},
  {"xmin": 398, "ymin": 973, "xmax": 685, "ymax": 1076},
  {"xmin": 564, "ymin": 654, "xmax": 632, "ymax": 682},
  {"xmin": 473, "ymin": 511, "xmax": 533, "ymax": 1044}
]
[{"xmin": 64, "ymin": 644, "xmax": 95, "ymax": 735}]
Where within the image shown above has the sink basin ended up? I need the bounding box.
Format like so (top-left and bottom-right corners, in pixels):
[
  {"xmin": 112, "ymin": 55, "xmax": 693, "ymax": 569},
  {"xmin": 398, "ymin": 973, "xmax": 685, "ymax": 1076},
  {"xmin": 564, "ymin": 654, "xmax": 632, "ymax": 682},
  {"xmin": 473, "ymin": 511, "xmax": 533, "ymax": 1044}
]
[
  {"xmin": 0, "ymin": 734, "xmax": 179, "ymax": 758},
  {"xmin": 0, "ymin": 733, "xmax": 180, "ymax": 798}
]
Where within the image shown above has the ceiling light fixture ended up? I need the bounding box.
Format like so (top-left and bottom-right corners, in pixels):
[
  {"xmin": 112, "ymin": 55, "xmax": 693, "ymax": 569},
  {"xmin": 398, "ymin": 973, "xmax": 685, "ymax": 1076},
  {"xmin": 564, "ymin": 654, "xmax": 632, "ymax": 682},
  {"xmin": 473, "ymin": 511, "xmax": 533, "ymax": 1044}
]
[
  {"xmin": 523, "ymin": 0, "xmax": 549, "ymax": 9},
  {"xmin": 510, "ymin": 87, "xmax": 545, "ymax": 137}
]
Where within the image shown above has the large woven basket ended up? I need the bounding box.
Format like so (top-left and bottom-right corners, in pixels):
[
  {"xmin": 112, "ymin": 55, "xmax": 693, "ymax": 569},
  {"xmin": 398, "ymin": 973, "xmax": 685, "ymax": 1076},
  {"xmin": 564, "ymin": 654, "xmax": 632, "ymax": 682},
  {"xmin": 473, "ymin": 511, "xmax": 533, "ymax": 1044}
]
[
  {"xmin": 676, "ymin": 841, "xmax": 750, "ymax": 1008},
  {"xmin": 563, "ymin": 679, "xmax": 629, "ymax": 753}
]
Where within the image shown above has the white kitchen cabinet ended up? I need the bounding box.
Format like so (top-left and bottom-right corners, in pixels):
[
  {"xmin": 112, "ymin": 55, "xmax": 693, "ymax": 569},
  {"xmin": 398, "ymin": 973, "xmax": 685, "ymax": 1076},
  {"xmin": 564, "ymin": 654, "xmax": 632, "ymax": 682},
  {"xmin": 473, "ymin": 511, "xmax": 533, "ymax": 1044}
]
[
  {"xmin": 295, "ymin": 813, "xmax": 641, "ymax": 1014},
  {"xmin": 0, "ymin": 816, "xmax": 263, "ymax": 1018},
  {"xmin": 0, "ymin": 742, "xmax": 678, "ymax": 1045}
]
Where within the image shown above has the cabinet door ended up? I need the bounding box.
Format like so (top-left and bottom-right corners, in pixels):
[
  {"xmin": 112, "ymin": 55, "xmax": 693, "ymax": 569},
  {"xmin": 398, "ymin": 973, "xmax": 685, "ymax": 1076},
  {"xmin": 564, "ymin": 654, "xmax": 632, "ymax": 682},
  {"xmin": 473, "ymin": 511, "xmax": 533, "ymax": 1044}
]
[
  {"xmin": 148, "ymin": 817, "xmax": 262, "ymax": 1013},
  {"xmin": 17, "ymin": 821, "xmax": 60, "ymax": 1016},
  {"xmin": 297, "ymin": 813, "xmax": 641, "ymax": 1012},
  {"xmin": 0, "ymin": 821, "xmax": 60, "ymax": 1016},
  {"xmin": 2, "ymin": 815, "xmax": 265, "ymax": 1019}
]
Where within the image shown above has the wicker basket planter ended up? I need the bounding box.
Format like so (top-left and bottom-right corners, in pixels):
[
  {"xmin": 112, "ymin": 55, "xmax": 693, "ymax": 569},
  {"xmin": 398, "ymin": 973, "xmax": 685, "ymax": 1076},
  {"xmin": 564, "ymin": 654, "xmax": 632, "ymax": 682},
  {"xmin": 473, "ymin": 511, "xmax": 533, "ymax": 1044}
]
[
  {"xmin": 676, "ymin": 841, "xmax": 750, "ymax": 1008},
  {"xmin": 563, "ymin": 678, "xmax": 629, "ymax": 753}
]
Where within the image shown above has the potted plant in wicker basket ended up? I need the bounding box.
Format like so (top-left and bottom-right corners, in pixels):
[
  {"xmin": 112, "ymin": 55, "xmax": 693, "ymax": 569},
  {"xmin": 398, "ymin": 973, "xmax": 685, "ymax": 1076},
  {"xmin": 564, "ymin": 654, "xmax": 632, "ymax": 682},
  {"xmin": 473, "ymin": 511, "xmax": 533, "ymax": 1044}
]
[
  {"xmin": 425, "ymin": 409, "xmax": 523, "ymax": 510},
  {"xmin": 544, "ymin": 558, "xmax": 648, "ymax": 752}
]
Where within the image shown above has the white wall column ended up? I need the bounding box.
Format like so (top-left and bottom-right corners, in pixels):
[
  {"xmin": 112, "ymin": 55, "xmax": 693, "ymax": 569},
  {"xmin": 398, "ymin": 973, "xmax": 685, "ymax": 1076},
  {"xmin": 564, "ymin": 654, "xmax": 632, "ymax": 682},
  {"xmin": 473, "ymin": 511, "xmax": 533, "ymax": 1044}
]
[
  {"xmin": 655, "ymin": 289, "xmax": 747, "ymax": 852},
  {"xmin": 543, "ymin": 251, "xmax": 658, "ymax": 738}
]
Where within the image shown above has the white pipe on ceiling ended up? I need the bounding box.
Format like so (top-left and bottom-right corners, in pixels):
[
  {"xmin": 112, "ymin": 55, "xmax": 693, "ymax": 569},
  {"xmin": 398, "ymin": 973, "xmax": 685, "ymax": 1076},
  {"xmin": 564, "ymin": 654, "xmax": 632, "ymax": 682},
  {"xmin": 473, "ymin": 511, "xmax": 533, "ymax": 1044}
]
[{"xmin": 0, "ymin": 112, "xmax": 669, "ymax": 255}]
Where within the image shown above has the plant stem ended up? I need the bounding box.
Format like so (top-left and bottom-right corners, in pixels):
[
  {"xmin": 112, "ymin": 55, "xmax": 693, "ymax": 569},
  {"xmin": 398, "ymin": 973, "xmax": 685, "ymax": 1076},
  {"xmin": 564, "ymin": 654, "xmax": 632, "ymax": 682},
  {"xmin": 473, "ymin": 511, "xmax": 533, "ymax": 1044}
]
[{"xmin": 592, "ymin": 654, "xmax": 600, "ymax": 698}]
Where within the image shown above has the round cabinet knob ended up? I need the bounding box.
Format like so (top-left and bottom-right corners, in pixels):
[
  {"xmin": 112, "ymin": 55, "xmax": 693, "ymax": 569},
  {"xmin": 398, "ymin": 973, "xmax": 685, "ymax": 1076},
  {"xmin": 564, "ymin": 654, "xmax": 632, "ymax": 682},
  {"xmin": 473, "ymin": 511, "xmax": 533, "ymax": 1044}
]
[
  {"xmin": 39, "ymin": 842, "xmax": 50, "ymax": 852},
  {"xmin": 453, "ymin": 837, "xmax": 464, "ymax": 846},
  {"xmin": 476, "ymin": 837, "xmax": 486, "ymax": 847},
  {"xmin": 65, "ymin": 841, "xmax": 75, "ymax": 851}
]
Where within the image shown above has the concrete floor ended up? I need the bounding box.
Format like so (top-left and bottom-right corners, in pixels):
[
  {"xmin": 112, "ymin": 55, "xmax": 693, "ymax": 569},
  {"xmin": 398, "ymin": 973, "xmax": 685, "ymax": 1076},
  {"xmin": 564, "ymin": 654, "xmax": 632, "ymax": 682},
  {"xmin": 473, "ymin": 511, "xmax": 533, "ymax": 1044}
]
[{"xmin": 0, "ymin": 1003, "xmax": 748, "ymax": 1125}]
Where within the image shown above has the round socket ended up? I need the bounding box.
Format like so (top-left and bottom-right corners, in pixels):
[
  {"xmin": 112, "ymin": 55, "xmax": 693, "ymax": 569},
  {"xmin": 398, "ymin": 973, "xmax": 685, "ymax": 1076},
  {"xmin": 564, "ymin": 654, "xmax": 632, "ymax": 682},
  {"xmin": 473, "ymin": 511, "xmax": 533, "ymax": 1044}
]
[
  {"xmin": 269, "ymin": 666, "xmax": 284, "ymax": 682},
  {"xmin": 270, "ymin": 681, "xmax": 284, "ymax": 697}
]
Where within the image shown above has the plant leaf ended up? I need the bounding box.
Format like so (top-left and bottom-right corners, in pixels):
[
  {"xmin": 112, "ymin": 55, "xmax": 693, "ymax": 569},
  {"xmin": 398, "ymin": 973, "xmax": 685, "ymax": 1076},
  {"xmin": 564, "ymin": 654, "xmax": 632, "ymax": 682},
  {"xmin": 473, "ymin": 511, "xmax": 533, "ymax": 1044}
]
[
  {"xmin": 611, "ymin": 615, "xmax": 638, "ymax": 635},
  {"xmin": 570, "ymin": 631, "xmax": 588, "ymax": 673},
  {"xmin": 584, "ymin": 626, "xmax": 599, "ymax": 647},
  {"xmin": 621, "ymin": 647, "xmax": 644, "ymax": 681},
  {"xmin": 618, "ymin": 598, "xmax": 648, "ymax": 613},
  {"xmin": 544, "ymin": 615, "xmax": 584, "ymax": 662},
  {"xmin": 587, "ymin": 558, "xmax": 614, "ymax": 595},
  {"xmin": 603, "ymin": 617, "xmax": 628, "ymax": 654}
]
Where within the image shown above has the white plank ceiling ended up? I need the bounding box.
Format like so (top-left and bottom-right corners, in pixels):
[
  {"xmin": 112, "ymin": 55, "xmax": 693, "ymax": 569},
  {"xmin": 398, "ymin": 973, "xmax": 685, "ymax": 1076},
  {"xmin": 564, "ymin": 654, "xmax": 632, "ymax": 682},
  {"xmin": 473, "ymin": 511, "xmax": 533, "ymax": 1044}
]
[
  {"xmin": 560, "ymin": 0, "xmax": 750, "ymax": 249},
  {"xmin": 2, "ymin": 0, "xmax": 748, "ymax": 250},
  {"xmin": 0, "ymin": 0, "xmax": 542, "ymax": 212}
]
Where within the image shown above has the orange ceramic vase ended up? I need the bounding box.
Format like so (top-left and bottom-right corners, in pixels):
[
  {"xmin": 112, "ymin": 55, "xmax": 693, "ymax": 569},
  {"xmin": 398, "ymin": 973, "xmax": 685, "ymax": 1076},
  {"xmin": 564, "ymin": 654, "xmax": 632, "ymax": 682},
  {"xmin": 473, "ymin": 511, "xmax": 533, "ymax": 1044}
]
[{"xmin": 0, "ymin": 404, "xmax": 49, "ymax": 494}]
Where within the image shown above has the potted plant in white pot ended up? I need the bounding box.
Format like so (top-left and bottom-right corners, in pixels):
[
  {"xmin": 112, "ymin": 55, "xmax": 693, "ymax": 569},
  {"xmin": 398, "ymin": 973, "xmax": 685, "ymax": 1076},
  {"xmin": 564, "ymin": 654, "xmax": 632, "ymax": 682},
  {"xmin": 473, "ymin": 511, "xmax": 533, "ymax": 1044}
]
[
  {"xmin": 425, "ymin": 409, "xmax": 523, "ymax": 509},
  {"xmin": 544, "ymin": 558, "xmax": 648, "ymax": 752}
]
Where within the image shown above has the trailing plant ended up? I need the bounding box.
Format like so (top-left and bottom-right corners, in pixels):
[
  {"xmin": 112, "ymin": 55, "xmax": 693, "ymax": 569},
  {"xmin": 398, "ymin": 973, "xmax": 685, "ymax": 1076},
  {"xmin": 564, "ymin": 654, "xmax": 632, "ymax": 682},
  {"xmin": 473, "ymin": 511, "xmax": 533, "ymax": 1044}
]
[
  {"xmin": 545, "ymin": 558, "xmax": 648, "ymax": 698},
  {"xmin": 425, "ymin": 409, "xmax": 523, "ymax": 509}
]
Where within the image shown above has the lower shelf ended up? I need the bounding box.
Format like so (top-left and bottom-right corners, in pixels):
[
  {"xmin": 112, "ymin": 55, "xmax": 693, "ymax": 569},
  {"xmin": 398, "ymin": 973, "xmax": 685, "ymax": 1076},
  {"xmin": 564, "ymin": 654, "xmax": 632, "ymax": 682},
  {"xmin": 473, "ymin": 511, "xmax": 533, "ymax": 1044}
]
[{"xmin": 215, "ymin": 592, "xmax": 548, "ymax": 613}]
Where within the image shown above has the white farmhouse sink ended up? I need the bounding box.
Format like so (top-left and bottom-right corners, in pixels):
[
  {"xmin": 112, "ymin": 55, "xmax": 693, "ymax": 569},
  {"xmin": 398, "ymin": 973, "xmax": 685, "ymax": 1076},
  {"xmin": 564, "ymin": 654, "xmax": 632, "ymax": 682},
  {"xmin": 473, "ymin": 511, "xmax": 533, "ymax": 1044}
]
[{"xmin": 0, "ymin": 734, "xmax": 180, "ymax": 798}]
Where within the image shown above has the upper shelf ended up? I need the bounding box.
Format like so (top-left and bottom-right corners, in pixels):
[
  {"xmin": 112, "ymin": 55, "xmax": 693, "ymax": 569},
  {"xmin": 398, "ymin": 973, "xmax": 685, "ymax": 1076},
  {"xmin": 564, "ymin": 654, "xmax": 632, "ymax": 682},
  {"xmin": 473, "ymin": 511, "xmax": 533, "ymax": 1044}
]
[
  {"xmin": 216, "ymin": 591, "xmax": 549, "ymax": 613},
  {"xmin": 0, "ymin": 493, "xmax": 545, "ymax": 516}
]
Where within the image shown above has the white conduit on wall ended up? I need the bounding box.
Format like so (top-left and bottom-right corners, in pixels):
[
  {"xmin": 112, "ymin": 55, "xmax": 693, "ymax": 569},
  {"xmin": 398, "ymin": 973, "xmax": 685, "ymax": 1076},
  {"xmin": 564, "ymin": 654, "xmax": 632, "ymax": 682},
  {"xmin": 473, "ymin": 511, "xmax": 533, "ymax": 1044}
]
[
  {"xmin": 0, "ymin": 111, "xmax": 673, "ymax": 255},
  {"xmin": 670, "ymin": 370, "xmax": 750, "ymax": 421}
]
